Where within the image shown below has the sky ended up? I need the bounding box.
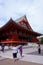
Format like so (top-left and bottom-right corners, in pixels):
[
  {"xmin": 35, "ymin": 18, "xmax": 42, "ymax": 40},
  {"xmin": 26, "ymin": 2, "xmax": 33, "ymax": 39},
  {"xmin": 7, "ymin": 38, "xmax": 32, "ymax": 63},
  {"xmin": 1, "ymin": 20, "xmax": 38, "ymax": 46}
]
[{"xmin": 0, "ymin": 0, "xmax": 43, "ymax": 34}]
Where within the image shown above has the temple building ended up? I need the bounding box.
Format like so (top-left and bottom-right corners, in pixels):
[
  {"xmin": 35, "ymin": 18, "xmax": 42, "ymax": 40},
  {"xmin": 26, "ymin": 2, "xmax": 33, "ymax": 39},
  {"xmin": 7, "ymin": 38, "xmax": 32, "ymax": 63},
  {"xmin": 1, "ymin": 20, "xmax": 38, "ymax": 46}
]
[{"xmin": 0, "ymin": 16, "xmax": 42, "ymax": 46}]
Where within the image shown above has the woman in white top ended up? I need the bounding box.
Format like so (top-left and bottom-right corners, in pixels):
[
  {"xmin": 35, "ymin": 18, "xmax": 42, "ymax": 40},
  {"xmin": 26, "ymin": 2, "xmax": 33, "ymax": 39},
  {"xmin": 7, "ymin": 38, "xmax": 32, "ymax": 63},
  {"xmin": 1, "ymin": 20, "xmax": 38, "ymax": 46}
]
[{"xmin": 13, "ymin": 46, "xmax": 18, "ymax": 61}]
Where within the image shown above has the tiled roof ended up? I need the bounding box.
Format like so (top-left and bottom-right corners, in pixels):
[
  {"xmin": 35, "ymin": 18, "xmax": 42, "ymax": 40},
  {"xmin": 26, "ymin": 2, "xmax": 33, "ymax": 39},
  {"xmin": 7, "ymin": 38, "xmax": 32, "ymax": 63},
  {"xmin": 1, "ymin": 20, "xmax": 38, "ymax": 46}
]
[{"xmin": 16, "ymin": 15, "xmax": 33, "ymax": 31}]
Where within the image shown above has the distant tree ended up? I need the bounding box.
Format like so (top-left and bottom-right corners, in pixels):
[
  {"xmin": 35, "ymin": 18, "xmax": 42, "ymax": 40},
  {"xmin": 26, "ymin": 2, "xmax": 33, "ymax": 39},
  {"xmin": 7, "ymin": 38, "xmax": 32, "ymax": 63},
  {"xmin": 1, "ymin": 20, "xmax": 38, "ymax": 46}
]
[{"xmin": 40, "ymin": 37, "xmax": 43, "ymax": 44}]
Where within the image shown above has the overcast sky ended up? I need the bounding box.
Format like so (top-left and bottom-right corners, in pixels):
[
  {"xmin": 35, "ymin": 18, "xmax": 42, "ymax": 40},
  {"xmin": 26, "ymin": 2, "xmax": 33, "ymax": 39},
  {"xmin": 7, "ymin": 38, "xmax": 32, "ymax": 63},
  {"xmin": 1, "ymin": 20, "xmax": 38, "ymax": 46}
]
[{"xmin": 0, "ymin": 0, "xmax": 43, "ymax": 34}]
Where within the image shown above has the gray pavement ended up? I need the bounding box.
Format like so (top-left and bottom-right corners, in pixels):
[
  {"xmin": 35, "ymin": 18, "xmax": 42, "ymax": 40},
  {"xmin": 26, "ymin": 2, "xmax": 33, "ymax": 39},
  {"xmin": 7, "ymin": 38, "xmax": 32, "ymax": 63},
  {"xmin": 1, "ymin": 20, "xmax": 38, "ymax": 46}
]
[
  {"xmin": 0, "ymin": 43, "xmax": 43, "ymax": 64},
  {"xmin": 0, "ymin": 56, "xmax": 7, "ymax": 61}
]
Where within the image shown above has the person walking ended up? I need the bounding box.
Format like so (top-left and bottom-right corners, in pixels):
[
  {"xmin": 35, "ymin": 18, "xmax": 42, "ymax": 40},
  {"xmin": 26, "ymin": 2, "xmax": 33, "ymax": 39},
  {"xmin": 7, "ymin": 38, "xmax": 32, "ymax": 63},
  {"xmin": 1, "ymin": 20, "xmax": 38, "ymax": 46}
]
[
  {"xmin": 18, "ymin": 45, "xmax": 22, "ymax": 57},
  {"xmin": 1, "ymin": 44, "xmax": 5, "ymax": 52},
  {"xmin": 38, "ymin": 44, "xmax": 41, "ymax": 54},
  {"xmin": 13, "ymin": 46, "xmax": 18, "ymax": 62}
]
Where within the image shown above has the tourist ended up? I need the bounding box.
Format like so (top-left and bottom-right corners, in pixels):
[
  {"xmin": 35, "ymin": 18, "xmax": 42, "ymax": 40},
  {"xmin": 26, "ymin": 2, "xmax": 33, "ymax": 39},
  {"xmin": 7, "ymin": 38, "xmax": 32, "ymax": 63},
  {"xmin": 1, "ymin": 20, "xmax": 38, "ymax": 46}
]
[
  {"xmin": 38, "ymin": 44, "xmax": 41, "ymax": 54},
  {"xmin": 1, "ymin": 44, "xmax": 5, "ymax": 52},
  {"xmin": 18, "ymin": 45, "xmax": 22, "ymax": 57},
  {"xmin": 13, "ymin": 46, "xmax": 18, "ymax": 62}
]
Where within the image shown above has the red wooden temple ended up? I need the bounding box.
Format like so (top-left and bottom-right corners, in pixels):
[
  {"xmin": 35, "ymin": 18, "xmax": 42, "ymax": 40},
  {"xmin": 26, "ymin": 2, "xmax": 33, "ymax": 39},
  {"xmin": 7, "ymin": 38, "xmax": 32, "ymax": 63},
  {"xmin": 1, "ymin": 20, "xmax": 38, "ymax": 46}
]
[{"xmin": 0, "ymin": 16, "xmax": 42, "ymax": 46}]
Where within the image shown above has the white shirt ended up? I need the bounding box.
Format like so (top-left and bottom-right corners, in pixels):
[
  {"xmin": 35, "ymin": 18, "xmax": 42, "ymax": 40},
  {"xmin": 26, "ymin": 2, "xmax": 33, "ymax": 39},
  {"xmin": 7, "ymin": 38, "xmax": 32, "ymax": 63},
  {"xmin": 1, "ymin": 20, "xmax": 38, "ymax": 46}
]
[{"xmin": 13, "ymin": 47, "xmax": 18, "ymax": 53}]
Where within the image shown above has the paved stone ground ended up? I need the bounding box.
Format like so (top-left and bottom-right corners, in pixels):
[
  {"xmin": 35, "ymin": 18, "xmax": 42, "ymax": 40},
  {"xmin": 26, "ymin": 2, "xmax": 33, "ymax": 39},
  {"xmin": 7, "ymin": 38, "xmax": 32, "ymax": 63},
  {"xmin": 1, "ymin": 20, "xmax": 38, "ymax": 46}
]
[
  {"xmin": 0, "ymin": 59, "xmax": 43, "ymax": 65},
  {"xmin": 0, "ymin": 43, "xmax": 43, "ymax": 64},
  {"xmin": 0, "ymin": 56, "xmax": 7, "ymax": 61}
]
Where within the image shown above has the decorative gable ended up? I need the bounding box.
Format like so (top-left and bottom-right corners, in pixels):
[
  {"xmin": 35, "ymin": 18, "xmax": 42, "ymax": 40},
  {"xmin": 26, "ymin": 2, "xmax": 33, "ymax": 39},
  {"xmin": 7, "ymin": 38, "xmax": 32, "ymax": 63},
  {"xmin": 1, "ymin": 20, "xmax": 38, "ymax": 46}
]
[{"xmin": 17, "ymin": 15, "xmax": 33, "ymax": 31}]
